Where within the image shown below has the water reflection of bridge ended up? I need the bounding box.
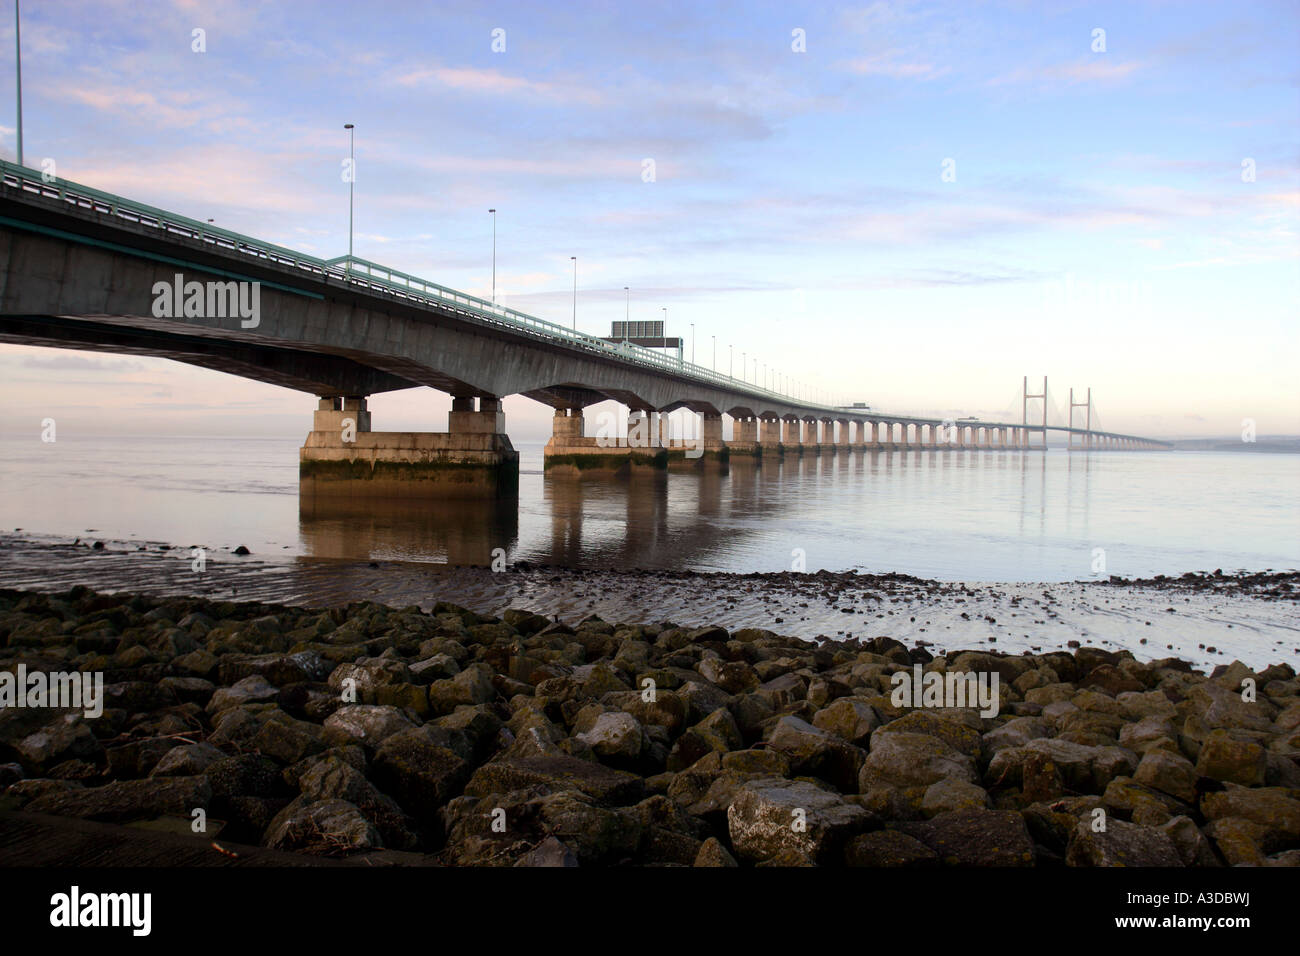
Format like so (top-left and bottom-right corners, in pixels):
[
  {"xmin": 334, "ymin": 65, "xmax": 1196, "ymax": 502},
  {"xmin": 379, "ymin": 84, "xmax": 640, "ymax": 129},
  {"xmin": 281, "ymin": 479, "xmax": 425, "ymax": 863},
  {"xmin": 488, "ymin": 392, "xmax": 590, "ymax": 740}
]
[{"xmin": 299, "ymin": 450, "xmax": 1078, "ymax": 570}]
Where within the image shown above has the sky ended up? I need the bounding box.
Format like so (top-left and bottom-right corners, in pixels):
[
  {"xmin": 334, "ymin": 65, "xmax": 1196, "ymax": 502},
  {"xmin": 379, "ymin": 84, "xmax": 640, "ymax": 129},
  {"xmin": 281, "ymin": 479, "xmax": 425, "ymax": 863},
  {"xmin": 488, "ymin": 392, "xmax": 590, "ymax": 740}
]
[{"xmin": 0, "ymin": 0, "xmax": 1296, "ymax": 442}]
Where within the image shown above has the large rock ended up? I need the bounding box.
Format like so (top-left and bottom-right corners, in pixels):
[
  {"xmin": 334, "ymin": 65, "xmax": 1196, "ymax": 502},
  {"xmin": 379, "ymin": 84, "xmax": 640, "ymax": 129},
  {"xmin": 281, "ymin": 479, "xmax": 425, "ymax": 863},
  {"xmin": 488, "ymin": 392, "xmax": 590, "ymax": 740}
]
[
  {"xmin": 1196, "ymin": 731, "xmax": 1267, "ymax": 786},
  {"xmin": 1065, "ymin": 817, "xmax": 1184, "ymax": 867},
  {"xmin": 844, "ymin": 829, "xmax": 939, "ymax": 867},
  {"xmin": 12, "ymin": 714, "xmax": 101, "ymax": 767},
  {"xmin": 982, "ymin": 716, "xmax": 1049, "ymax": 756},
  {"xmin": 264, "ymin": 797, "xmax": 380, "ymax": 854},
  {"xmin": 323, "ymin": 705, "xmax": 419, "ymax": 749},
  {"xmin": 426, "ymin": 664, "xmax": 497, "ymax": 715},
  {"xmin": 727, "ymin": 778, "xmax": 874, "ymax": 864},
  {"xmin": 691, "ymin": 709, "xmax": 744, "ymax": 754},
  {"xmin": 576, "ymin": 712, "xmax": 648, "ymax": 763},
  {"xmin": 600, "ymin": 690, "xmax": 687, "ymax": 735},
  {"xmin": 1160, "ymin": 815, "xmax": 1222, "ymax": 867},
  {"xmin": 698, "ymin": 659, "xmax": 760, "ymax": 694},
  {"xmin": 250, "ymin": 715, "xmax": 327, "ymax": 765},
  {"xmin": 206, "ymin": 675, "xmax": 279, "ymax": 714},
  {"xmin": 220, "ymin": 650, "xmax": 332, "ymax": 687},
  {"xmin": 921, "ymin": 779, "xmax": 991, "ymax": 817},
  {"xmin": 1188, "ymin": 682, "xmax": 1274, "ymax": 732},
  {"xmin": 515, "ymin": 836, "xmax": 580, "ymax": 867},
  {"xmin": 859, "ymin": 732, "xmax": 977, "ymax": 791},
  {"xmin": 1201, "ymin": 785, "xmax": 1300, "ymax": 846},
  {"xmin": 372, "ymin": 726, "xmax": 472, "ymax": 814},
  {"xmin": 1203, "ymin": 817, "xmax": 1267, "ymax": 866},
  {"xmin": 26, "ymin": 775, "xmax": 211, "ymax": 823},
  {"xmin": 811, "ymin": 698, "xmax": 880, "ymax": 746},
  {"xmin": 768, "ymin": 716, "xmax": 865, "ymax": 793},
  {"xmin": 464, "ymin": 756, "xmax": 645, "ymax": 805},
  {"xmin": 897, "ymin": 809, "xmax": 1035, "ymax": 866},
  {"xmin": 875, "ymin": 710, "xmax": 983, "ymax": 760},
  {"xmin": 694, "ymin": 836, "xmax": 739, "ymax": 867},
  {"xmin": 1134, "ymin": 749, "xmax": 1198, "ymax": 802},
  {"xmin": 204, "ymin": 754, "xmax": 285, "ymax": 800},
  {"xmin": 295, "ymin": 755, "xmax": 416, "ymax": 849},
  {"xmin": 986, "ymin": 738, "xmax": 1136, "ymax": 794},
  {"xmin": 534, "ymin": 791, "xmax": 642, "ymax": 864}
]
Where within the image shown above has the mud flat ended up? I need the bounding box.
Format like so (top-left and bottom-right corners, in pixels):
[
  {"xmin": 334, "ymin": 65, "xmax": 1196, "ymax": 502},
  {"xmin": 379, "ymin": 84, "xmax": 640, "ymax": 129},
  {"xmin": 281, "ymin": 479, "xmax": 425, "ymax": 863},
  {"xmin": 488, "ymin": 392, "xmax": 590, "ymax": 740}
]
[
  {"xmin": 1, "ymin": 585, "xmax": 1298, "ymax": 867},
  {"xmin": 1, "ymin": 533, "xmax": 1296, "ymax": 672}
]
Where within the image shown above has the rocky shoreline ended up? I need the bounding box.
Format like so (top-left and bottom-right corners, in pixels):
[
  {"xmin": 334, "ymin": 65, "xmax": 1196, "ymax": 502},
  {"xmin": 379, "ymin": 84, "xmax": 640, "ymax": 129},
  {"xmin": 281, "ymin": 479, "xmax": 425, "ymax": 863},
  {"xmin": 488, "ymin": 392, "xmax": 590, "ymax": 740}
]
[{"xmin": 1, "ymin": 585, "xmax": 1297, "ymax": 867}]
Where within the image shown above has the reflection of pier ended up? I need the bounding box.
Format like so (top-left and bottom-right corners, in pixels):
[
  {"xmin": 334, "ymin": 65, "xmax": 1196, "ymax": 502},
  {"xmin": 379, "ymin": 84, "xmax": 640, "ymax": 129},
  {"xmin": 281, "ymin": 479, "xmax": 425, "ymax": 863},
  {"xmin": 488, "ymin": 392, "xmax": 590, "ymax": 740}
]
[
  {"xmin": 294, "ymin": 446, "xmax": 1097, "ymax": 574},
  {"xmin": 298, "ymin": 495, "xmax": 518, "ymax": 566}
]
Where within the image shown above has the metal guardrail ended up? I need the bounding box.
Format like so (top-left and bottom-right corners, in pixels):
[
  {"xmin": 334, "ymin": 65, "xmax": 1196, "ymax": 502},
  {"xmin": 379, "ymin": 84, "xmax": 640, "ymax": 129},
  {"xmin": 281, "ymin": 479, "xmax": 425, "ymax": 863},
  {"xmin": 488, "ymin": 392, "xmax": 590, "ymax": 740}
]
[{"xmin": 0, "ymin": 159, "xmax": 839, "ymax": 412}]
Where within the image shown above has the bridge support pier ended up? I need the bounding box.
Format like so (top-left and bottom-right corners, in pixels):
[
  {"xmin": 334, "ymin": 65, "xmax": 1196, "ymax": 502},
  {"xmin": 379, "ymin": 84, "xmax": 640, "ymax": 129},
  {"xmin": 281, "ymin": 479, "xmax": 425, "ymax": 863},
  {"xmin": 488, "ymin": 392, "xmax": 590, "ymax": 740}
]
[
  {"xmin": 547, "ymin": 407, "xmax": 663, "ymax": 475},
  {"xmin": 300, "ymin": 393, "xmax": 519, "ymax": 499},
  {"xmin": 759, "ymin": 417, "xmax": 784, "ymax": 459},
  {"xmin": 781, "ymin": 418, "xmax": 802, "ymax": 456},
  {"xmin": 726, "ymin": 416, "xmax": 761, "ymax": 460},
  {"xmin": 820, "ymin": 419, "xmax": 837, "ymax": 456},
  {"xmin": 667, "ymin": 412, "xmax": 729, "ymax": 472}
]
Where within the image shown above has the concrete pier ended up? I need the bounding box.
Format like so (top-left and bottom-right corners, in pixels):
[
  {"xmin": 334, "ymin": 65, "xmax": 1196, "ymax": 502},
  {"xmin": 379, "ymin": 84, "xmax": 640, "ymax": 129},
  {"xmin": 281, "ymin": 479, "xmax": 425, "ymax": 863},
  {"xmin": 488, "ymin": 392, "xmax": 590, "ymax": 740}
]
[
  {"xmin": 727, "ymin": 416, "xmax": 761, "ymax": 460},
  {"xmin": 544, "ymin": 408, "xmax": 664, "ymax": 475},
  {"xmin": 300, "ymin": 395, "xmax": 519, "ymax": 499},
  {"xmin": 759, "ymin": 417, "xmax": 784, "ymax": 459},
  {"xmin": 820, "ymin": 419, "xmax": 837, "ymax": 456}
]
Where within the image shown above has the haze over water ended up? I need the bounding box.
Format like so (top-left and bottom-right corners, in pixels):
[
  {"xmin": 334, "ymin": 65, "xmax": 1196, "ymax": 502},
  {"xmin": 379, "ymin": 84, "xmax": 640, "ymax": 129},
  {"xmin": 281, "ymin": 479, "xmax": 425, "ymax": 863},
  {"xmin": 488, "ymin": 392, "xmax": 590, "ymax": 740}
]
[{"xmin": 0, "ymin": 436, "xmax": 1295, "ymax": 582}]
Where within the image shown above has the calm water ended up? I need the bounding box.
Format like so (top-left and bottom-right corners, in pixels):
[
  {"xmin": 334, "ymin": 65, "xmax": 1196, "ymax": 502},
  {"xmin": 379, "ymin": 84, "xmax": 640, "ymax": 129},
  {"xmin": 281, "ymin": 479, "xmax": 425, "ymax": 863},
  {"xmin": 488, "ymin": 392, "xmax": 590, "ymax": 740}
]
[{"xmin": 0, "ymin": 436, "xmax": 1295, "ymax": 582}]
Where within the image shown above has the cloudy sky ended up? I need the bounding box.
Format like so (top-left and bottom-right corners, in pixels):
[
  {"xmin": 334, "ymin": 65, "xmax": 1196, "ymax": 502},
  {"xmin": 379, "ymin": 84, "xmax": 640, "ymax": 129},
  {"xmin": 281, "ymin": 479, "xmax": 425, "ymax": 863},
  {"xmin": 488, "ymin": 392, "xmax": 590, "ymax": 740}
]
[{"xmin": 0, "ymin": 0, "xmax": 1296, "ymax": 441}]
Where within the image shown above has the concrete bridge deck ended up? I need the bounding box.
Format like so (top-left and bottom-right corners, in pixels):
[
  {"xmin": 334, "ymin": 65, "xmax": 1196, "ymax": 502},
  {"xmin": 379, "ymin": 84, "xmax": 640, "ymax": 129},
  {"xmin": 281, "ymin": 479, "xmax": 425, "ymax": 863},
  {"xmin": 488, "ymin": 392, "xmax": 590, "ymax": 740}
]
[{"xmin": 0, "ymin": 160, "xmax": 1171, "ymax": 497}]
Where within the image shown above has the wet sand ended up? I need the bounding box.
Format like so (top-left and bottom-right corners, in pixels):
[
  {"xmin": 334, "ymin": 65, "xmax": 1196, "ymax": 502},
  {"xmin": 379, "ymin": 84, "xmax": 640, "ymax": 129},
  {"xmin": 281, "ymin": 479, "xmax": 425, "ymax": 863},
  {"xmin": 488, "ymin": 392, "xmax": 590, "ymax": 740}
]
[{"xmin": 2, "ymin": 532, "xmax": 1295, "ymax": 671}]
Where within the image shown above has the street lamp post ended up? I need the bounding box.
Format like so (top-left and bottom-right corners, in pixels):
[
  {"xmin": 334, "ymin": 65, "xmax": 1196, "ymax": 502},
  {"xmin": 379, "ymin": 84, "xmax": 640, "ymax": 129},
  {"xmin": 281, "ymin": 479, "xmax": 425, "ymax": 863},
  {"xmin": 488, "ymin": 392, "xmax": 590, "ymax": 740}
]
[
  {"xmin": 488, "ymin": 208, "xmax": 496, "ymax": 303},
  {"xmin": 712, "ymin": 335, "xmax": 716, "ymax": 374},
  {"xmin": 729, "ymin": 345, "xmax": 733, "ymax": 379},
  {"xmin": 570, "ymin": 257, "xmax": 577, "ymax": 330},
  {"xmin": 14, "ymin": 0, "xmax": 22, "ymax": 168},
  {"xmin": 690, "ymin": 323, "xmax": 695, "ymax": 365},
  {"xmin": 623, "ymin": 287, "xmax": 629, "ymax": 345},
  {"xmin": 344, "ymin": 124, "xmax": 355, "ymax": 274}
]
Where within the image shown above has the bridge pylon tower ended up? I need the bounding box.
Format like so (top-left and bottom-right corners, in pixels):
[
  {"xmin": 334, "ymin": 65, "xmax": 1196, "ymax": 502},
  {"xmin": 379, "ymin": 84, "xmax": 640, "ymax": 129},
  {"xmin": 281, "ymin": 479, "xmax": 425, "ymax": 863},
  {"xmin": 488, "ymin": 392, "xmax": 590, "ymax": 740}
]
[
  {"xmin": 1068, "ymin": 387, "xmax": 1092, "ymax": 451},
  {"xmin": 1022, "ymin": 376, "xmax": 1048, "ymax": 450}
]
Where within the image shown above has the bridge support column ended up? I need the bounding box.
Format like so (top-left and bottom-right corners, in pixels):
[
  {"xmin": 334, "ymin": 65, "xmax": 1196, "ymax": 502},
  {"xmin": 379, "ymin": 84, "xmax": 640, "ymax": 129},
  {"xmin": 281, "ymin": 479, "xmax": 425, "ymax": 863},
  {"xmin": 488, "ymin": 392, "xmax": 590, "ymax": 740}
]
[
  {"xmin": 760, "ymin": 418, "xmax": 784, "ymax": 458},
  {"xmin": 546, "ymin": 406, "xmax": 669, "ymax": 475},
  {"xmin": 836, "ymin": 419, "xmax": 849, "ymax": 453},
  {"xmin": 820, "ymin": 419, "xmax": 836, "ymax": 456},
  {"xmin": 666, "ymin": 411, "xmax": 729, "ymax": 472},
  {"xmin": 726, "ymin": 416, "xmax": 761, "ymax": 460},
  {"xmin": 782, "ymin": 418, "xmax": 802, "ymax": 456},
  {"xmin": 801, "ymin": 419, "xmax": 820, "ymax": 456},
  {"xmin": 301, "ymin": 393, "xmax": 519, "ymax": 500},
  {"xmin": 312, "ymin": 395, "xmax": 372, "ymax": 435}
]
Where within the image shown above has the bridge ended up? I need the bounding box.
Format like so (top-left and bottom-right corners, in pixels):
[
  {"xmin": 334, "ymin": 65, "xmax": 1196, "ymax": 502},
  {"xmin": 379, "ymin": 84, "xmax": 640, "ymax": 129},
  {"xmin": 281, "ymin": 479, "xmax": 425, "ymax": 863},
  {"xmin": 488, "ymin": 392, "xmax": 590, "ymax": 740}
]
[{"xmin": 0, "ymin": 160, "xmax": 1172, "ymax": 499}]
